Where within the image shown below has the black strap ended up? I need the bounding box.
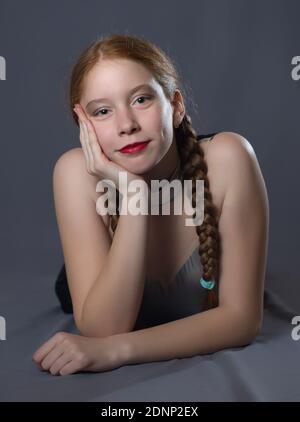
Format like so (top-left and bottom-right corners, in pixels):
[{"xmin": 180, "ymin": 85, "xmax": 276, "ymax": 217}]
[{"xmin": 196, "ymin": 132, "xmax": 218, "ymax": 141}]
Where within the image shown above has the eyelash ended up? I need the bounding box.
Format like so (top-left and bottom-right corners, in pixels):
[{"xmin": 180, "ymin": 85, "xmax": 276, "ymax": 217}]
[{"xmin": 93, "ymin": 95, "xmax": 153, "ymax": 117}]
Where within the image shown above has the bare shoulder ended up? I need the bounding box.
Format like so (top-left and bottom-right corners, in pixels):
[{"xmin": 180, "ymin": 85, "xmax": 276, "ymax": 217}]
[
  {"xmin": 54, "ymin": 147, "xmax": 95, "ymax": 192},
  {"xmin": 53, "ymin": 148, "xmax": 109, "ymax": 227},
  {"xmin": 200, "ymin": 131, "xmax": 265, "ymax": 217},
  {"xmin": 204, "ymin": 131, "xmax": 257, "ymax": 160},
  {"xmin": 208, "ymin": 131, "xmax": 266, "ymax": 192}
]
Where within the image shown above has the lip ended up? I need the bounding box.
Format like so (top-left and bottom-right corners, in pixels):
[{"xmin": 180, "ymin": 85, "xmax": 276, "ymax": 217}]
[{"xmin": 119, "ymin": 140, "xmax": 151, "ymax": 154}]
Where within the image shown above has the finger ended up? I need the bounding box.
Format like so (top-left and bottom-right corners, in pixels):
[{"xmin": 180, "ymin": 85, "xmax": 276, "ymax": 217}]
[
  {"xmin": 32, "ymin": 334, "xmax": 62, "ymax": 364},
  {"xmin": 83, "ymin": 119, "xmax": 105, "ymax": 170},
  {"xmin": 75, "ymin": 114, "xmax": 93, "ymax": 174},
  {"xmin": 74, "ymin": 106, "xmax": 95, "ymax": 170},
  {"xmin": 74, "ymin": 105, "xmax": 89, "ymax": 126},
  {"xmin": 75, "ymin": 105, "xmax": 97, "ymax": 145},
  {"xmin": 81, "ymin": 121, "xmax": 94, "ymax": 169},
  {"xmin": 84, "ymin": 118, "xmax": 101, "ymax": 147},
  {"xmin": 74, "ymin": 106, "xmax": 90, "ymax": 132},
  {"xmin": 76, "ymin": 103, "xmax": 89, "ymax": 120},
  {"xmin": 40, "ymin": 345, "xmax": 65, "ymax": 371},
  {"xmin": 79, "ymin": 121, "xmax": 91, "ymax": 167},
  {"xmin": 49, "ymin": 353, "xmax": 73, "ymax": 376},
  {"xmin": 59, "ymin": 359, "xmax": 83, "ymax": 376}
]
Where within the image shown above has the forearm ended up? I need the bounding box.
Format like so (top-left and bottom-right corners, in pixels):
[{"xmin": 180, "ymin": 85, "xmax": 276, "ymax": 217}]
[
  {"xmin": 117, "ymin": 306, "xmax": 260, "ymax": 365},
  {"xmin": 80, "ymin": 189, "xmax": 149, "ymax": 338}
]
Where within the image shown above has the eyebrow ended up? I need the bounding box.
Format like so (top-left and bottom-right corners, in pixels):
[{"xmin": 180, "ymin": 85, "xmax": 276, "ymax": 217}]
[{"xmin": 85, "ymin": 83, "xmax": 155, "ymax": 110}]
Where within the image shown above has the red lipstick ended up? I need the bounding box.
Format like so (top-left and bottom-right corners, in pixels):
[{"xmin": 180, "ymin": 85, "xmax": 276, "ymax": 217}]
[{"xmin": 119, "ymin": 140, "xmax": 151, "ymax": 154}]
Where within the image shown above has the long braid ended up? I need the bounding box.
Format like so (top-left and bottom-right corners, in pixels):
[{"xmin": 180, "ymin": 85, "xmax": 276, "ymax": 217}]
[{"xmin": 177, "ymin": 115, "xmax": 220, "ymax": 309}]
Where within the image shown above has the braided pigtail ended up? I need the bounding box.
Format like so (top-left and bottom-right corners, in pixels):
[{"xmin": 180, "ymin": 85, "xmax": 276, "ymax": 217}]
[{"xmin": 176, "ymin": 115, "xmax": 220, "ymax": 309}]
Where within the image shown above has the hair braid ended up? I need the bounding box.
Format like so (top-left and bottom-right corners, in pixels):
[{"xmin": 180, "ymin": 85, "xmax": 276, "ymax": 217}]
[{"xmin": 176, "ymin": 115, "xmax": 220, "ymax": 309}]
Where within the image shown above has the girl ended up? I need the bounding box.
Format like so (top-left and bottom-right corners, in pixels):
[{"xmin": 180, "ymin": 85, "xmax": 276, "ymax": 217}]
[{"xmin": 32, "ymin": 34, "xmax": 269, "ymax": 376}]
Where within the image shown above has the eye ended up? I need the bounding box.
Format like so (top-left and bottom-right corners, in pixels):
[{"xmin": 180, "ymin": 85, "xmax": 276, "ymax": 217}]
[
  {"xmin": 93, "ymin": 95, "xmax": 153, "ymax": 117},
  {"xmin": 135, "ymin": 95, "xmax": 152, "ymax": 104},
  {"xmin": 93, "ymin": 108, "xmax": 109, "ymax": 117}
]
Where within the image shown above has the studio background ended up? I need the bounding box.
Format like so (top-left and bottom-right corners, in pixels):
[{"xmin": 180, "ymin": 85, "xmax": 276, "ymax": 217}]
[{"xmin": 0, "ymin": 0, "xmax": 299, "ymax": 402}]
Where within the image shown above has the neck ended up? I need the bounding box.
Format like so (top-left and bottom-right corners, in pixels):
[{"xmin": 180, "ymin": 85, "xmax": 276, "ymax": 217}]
[
  {"xmin": 166, "ymin": 159, "xmax": 181, "ymax": 182},
  {"xmin": 144, "ymin": 139, "xmax": 181, "ymax": 186},
  {"xmin": 146, "ymin": 157, "xmax": 183, "ymax": 208}
]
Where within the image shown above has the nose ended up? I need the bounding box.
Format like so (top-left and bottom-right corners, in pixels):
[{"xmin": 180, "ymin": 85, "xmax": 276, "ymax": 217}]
[{"xmin": 117, "ymin": 107, "xmax": 140, "ymax": 136}]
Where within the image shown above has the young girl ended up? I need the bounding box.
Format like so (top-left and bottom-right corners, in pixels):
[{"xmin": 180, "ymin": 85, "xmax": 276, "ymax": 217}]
[{"xmin": 32, "ymin": 34, "xmax": 269, "ymax": 376}]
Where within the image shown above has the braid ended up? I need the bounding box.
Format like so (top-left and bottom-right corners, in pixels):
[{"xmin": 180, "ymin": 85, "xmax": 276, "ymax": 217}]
[{"xmin": 177, "ymin": 115, "xmax": 220, "ymax": 309}]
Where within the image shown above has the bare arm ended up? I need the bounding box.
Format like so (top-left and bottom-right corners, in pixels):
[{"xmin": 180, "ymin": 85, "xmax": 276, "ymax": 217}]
[
  {"xmin": 80, "ymin": 188, "xmax": 150, "ymax": 338},
  {"xmin": 117, "ymin": 305, "xmax": 258, "ymax": 365},
  {"xmin": 53, "ymin": 148, "xmax": 150, "ymax": 339}
]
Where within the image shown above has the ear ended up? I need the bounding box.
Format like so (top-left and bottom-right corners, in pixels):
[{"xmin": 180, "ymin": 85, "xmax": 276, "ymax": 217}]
[{"xmin": 171, "ymin": 89, "xmax": 185, "ymax": 128}]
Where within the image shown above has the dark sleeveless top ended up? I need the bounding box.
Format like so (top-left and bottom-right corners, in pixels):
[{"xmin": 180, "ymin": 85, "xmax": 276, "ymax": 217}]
[{"xmin": 54, "ymin": 133, "xmax": 218, "ymax": 326}]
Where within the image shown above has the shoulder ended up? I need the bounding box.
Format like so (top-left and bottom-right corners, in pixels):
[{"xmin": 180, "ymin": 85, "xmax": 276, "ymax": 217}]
[
  {"xmin": 200, "ymin": 131, "xmax": 262, "ymax": 216},
  {"xmin": 53, "ymin": 148, "xmax": 111, "ymax": 229},
  {"xmin": 207, "ymin": 131, "xmax": 262, "ymax": 185},
  {"xmin": 53, "ymin": 147, "xmax": 100, "ymax": 205},
  {"xmin": 54, "ymin": 147, "xmax": 86, "ymax": 173},
  {"xmin": 203, "ymin": 131, "xmax": 256, "ymax": 162}
]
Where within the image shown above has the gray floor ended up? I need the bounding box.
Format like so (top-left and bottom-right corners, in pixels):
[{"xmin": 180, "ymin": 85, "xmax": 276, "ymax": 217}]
[{"xmin": 0, "ymin": 270, "xmax": 299, "ymax": 402}]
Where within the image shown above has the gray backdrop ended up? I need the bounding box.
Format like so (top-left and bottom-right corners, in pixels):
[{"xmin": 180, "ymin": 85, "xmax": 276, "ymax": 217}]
[{"xmin": 0, "ymin": 0, "xmax": 300, "ymax": 402}]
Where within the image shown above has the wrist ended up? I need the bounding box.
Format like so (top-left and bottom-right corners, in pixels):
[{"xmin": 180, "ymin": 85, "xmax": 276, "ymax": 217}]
[
  {"xmin": 119, "ymin": 187, "xmax": 150, "ymax": 216},
  {"xmin": 112, "ymin": 332, "xmax": 133, "ymax": 366}
]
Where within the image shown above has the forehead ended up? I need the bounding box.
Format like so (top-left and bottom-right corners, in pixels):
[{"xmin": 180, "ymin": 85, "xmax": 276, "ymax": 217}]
[{"xmin": 82, "ymin": 58, "xmax": 163, "ymax": 102}]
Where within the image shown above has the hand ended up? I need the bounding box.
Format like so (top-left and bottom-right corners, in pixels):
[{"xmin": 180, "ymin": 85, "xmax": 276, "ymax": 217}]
[
  {"xmin": 73, "ymin": 104, "xmax": 146, "ymax": 194},
  {"xmin": 32, "ymin": 331, "xmax": 127, "ymax": 376}
]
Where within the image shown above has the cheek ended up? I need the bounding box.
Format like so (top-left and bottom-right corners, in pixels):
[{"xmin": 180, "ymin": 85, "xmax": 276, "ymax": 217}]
[
  {"xmin": 148, "ymin": 104, "xmax": 166, "ymax": 130},
  {"xmin": 159, "ymin": 114, "xmax": 174, "ymax": 148},
  {"xmin": 155, "ymin": 103, "xmax": 173, "ymax": 137}
]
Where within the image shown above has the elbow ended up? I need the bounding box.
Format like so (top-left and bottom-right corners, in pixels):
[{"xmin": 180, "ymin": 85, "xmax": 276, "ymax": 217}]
[
  {"xmin": 73, "ymin": 310, "xmax": 102, "ymax": 338},
  {"xmin": 76, "ymin": 321, "xmax": 98, "ymax": 338},
  {"xmin": 249, "ymin": 320, "xmax": 262, "ymax": 342},
  {"xmin": 75, "ymin": 313, "xmax": 132, "ymax": 339},
  {"xmin": 75, "ymin": 315, "xmax": 109, "ymax": 338},
  {"xmin": 75, "ymin": 301, "xmax": 135, "ymax": 338},
  {"xmin": 74, "ymin": 316, "xmax": 90, "ymax": 337},
  {"xmin": 235, "ymin": 320, "xmax": 262, "ymax": 347},
  {"xmin": 224, "ymin": 306, "xmax": 262, "ymax": 347},
  {"xmin": 74, "ymin": 302, "xmax": 109, "ymax": 338}
]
